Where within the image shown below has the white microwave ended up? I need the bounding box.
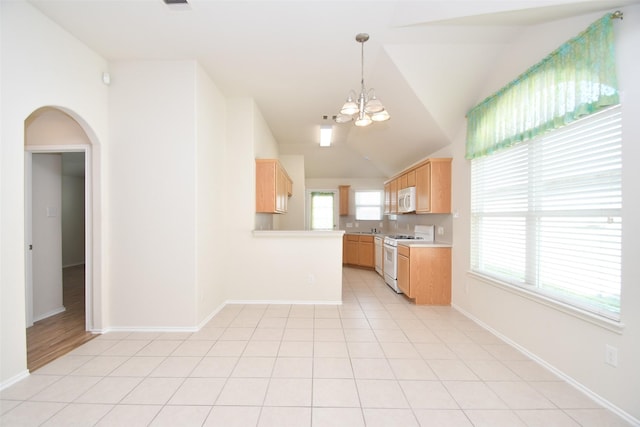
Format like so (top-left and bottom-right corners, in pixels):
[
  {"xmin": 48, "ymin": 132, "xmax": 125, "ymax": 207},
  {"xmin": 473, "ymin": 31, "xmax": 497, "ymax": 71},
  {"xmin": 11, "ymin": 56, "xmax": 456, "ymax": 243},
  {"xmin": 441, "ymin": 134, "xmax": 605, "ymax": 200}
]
[{"xmin": 398, "ymin": 186, "xmax": 416, "ymax": 213}]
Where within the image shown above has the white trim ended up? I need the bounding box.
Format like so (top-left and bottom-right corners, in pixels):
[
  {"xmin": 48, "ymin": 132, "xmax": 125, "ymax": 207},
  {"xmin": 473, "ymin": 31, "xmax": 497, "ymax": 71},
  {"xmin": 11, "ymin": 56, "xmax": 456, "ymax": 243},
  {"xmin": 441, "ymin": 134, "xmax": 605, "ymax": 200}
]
[
  {"xmin": 453, "ymin": 303, "xmax": 640, "ymax": 427},
  {"xmin": 32, "ymin": 306, "xmax": 66, "ymax": 323},
  {"xmin": 225, "ymin": 300, "xmax": 343, "ymax": 306},
  {"xmin": 196, "ymin": 303, "xmax": 228, "ymax": 330},
  {"xmin": 0, "ymin": 370, "xmax": 30, "ymax": 392},
  {"xmin": 102, "ymin": 326, "xmax": 200, "ymax": 333},
  {"xmin": 253, "ymin": 230, "xmax": 344, "ymax": 238},
  {"xmin": 24, "ymin": 153, "xmax": 33, "ymax": 327},
  {"xmin": 25, "ymin": 145, "xmax": 94, "ymax": 333},
  {"xmin": 467, "ymin": 271, "xmax": 625, "ymax": 334}
]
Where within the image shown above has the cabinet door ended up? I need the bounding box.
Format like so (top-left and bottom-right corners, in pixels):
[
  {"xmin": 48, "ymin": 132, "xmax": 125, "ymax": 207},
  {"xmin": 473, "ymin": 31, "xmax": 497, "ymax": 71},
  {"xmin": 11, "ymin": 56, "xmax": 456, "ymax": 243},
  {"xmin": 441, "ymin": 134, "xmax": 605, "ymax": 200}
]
[
  {"xmin": 429, "ymin": 160, "xmax": 452, "ymax": 213},
  {"xmin": 339, "ymin": 185, "xmax": 350, "ymax": 216},
  {"xmin": 358, "ymin": 240, "xmax": 374, "ymax": 267},
  {"xmin": 390, "ymin": 179, "xmax": 398, "ymax": 214},
  {"xmin": 397, "ymin": 252, "xmax": 410, "ymax": 296},
  {"xmin": 406, "ymin": 170, "xmax": 416, "ymax": 187},
  {"xmin": 415, "ymin": 163, "xmax": 431, "ymax": 213},
  {"xmin": 384, "ymin": 183, "xmax": 391, "ymax": 214},
  {"xmin": 345, "ymin": 236, "xmax": 359, "ymax": 265},
  {"xmin": 399, "ymin": 173, "xmax": 408, "ymax": 190},
  {"xmin": 411, "ymin": 247, "xmax": 451, "ymax": 305},
  {"xmin": 276, "ymin": 166, "xmax": 287, "ymax": 213}
]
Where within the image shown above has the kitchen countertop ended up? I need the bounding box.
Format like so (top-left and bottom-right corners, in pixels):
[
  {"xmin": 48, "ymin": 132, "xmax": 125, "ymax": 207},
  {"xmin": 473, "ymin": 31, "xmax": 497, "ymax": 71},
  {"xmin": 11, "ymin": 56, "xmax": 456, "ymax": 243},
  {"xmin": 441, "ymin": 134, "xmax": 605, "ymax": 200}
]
[
  {"xmin": 399, "ymin": 241, "xmax": 453, "ymax": 248},
  {"xmin": 344, "ymin": 232, "xmax": 385, "ymax": 237}
]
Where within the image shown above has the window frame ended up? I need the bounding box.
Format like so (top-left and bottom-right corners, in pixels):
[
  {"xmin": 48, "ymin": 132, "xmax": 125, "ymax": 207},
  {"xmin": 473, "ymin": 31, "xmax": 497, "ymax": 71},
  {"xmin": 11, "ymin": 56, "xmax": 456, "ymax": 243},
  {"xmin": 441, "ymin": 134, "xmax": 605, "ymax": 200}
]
[
  {"xmin": 469, "ymin": 105, "xmax": 623, "ymax": 327},
  {"xmin": 354, "ymin": 190, "xmax": 383, "ymax": 221}
]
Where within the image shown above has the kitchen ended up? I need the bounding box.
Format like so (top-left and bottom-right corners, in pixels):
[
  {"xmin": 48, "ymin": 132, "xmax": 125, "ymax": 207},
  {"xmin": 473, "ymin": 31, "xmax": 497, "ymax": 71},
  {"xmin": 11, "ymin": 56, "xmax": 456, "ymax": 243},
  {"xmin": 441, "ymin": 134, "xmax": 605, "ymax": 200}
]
[
  {"xmin": 1, "ymin": 1, "xmax": 639, "ymax": 424},
  {"xmin": 337, "ymin": 157, "xmax": 453, "ymax": 305}
]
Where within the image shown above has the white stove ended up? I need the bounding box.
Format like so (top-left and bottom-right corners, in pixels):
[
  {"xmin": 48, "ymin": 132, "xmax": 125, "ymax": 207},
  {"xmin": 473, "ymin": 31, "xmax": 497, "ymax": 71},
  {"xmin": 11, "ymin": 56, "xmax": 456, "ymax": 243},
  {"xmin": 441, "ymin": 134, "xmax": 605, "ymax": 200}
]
[{"xmin": 383, "ymin": 225, "xmax": 435, "ymax": 293}]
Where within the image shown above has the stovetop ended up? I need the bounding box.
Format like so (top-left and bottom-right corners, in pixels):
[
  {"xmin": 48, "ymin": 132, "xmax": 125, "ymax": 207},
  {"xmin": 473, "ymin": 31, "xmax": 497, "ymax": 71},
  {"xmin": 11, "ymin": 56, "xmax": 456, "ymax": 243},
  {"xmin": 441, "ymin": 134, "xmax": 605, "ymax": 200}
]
[{"xmin": 385, "ymin": 235, "xmax": 424, "ymax": 240}]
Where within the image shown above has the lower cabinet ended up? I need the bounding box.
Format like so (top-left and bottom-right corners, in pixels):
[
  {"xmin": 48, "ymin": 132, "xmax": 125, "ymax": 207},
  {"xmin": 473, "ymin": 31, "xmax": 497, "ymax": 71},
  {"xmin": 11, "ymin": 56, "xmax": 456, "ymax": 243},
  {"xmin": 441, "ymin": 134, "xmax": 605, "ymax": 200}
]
[
  {"xmin": 397, "ymin": 244, "xmax": 451, "ymax": 305},
  {"xmin": 343, "ymin": 234, "xmax": 374, "ymax": 268},
  {"xmin": 345, "ymin": 235, "xmax": 359, "ymax": 265}
]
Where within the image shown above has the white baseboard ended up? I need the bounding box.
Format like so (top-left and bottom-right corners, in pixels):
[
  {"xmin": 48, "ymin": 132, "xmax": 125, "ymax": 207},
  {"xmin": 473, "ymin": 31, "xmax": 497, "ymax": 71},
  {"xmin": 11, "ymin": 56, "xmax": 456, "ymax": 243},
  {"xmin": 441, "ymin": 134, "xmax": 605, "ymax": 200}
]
[
  {"xmin": 0, "ymin": 370, "xmax": 29, "ymax": 392},
  {"xmin": 101, "ymin": 325, "xmax": 199, "ymax": 333},
  {"xmin": 225, "ymin": 299, "xmax": 343, "ymax": 306},
  {"xmin": 196, "ymin": 302, "xmax": 228, "ymax": 330},
  {"xmin": 33, "ymin": 306, "xmax": 65, "ymax": 323},
  {"xmin": 452, "ymin": 303, "xmax": 640, "ymax": 427}
]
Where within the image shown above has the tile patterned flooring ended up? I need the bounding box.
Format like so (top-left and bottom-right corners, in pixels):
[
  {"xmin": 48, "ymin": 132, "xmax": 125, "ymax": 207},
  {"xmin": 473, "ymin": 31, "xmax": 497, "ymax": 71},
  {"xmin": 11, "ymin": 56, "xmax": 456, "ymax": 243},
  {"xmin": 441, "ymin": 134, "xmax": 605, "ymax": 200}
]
[{"xmin": 0, "ymin": 267, "xmax": 631, "ymax": 426}]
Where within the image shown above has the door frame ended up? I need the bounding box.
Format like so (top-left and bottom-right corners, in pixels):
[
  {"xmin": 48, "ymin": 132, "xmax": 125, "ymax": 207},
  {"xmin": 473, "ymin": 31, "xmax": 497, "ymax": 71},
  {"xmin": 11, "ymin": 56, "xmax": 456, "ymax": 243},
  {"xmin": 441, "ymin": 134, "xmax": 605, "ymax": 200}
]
[{"xmin": 25, "ymin": 144, "xmax": 93, "ymax": 331}]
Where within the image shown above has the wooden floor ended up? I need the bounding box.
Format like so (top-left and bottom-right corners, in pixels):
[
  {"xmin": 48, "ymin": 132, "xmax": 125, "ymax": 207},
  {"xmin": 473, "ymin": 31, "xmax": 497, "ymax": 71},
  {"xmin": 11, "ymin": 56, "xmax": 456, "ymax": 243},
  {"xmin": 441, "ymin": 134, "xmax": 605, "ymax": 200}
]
[{"xmin": 26, "ymin": 265, "xmax": 96, "ymax": 372}]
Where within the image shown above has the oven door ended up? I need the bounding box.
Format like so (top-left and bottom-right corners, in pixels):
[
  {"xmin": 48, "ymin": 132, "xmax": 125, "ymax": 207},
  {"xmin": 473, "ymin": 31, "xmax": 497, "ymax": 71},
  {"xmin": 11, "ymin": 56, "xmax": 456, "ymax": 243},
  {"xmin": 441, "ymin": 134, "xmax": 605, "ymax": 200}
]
[{"xmin": 383, "ymin": 244, "xmax": 397, "ymax": 280}]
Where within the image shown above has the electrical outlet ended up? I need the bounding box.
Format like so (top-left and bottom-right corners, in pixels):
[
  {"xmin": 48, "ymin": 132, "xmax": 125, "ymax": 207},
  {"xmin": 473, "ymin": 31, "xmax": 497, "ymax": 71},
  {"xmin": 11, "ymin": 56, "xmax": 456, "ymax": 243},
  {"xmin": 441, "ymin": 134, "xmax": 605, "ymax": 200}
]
[
  {"xmin": 437, "ymin": 226, "xmax": 444, "ymax": 236},
  {"xmin": 346, "ymin": 223, "xmax": 353, "ymax": 228},
  {"xmin": 605, "ymin": 345, "xmax": 618, "ymax": 367}
]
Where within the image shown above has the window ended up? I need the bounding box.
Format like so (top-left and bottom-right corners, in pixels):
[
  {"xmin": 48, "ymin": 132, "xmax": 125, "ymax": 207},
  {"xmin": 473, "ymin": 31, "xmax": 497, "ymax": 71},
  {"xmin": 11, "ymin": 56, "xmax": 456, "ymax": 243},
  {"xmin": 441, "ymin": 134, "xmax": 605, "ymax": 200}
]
[
  {"xmin": 310, "ymin": 191, "xmax": 335, "ymax": 230},
  {"xmin": 355, "ymin": 191, "xmax": 383, "ymax": 221},
  {"xmin": 470, "ymin": 105, "xmax": 622, "ymax": 320}
]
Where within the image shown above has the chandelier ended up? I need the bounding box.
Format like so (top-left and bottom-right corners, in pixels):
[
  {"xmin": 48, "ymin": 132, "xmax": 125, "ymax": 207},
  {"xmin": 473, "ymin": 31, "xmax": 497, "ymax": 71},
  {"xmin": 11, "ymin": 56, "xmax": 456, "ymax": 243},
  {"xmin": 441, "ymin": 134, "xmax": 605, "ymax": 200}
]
[{"xmin": 335, "ymin": 33, "xmax": 390, "ymax": 127}]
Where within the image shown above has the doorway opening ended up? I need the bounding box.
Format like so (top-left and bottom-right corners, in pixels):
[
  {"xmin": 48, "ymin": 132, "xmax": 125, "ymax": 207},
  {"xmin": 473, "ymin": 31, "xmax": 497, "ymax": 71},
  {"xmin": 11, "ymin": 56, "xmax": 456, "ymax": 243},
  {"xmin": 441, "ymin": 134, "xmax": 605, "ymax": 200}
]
[
  {"xmin": 306, "ymin": 189, "xmax": 339, "ymax": 230},
  {"xmin": 24, "ymin": 107, "xmax": 99, "ymax": 371}
]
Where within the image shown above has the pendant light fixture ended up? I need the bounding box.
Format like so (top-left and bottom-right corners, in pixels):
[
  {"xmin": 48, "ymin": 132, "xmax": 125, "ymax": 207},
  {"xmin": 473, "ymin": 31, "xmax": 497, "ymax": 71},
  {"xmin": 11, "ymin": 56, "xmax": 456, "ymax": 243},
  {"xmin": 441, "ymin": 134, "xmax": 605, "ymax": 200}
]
[{"xmin": 335, "ymin": 33, "xmax": 390, "ymax": 127}]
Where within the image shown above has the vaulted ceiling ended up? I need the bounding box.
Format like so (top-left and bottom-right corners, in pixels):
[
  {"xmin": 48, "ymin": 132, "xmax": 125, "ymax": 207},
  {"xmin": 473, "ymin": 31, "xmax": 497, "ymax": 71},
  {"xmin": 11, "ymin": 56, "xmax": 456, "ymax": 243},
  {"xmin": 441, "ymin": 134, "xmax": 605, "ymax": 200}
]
[{"xmin": 28, "ymin": 0, "xmax": 637, "ymax": 179}]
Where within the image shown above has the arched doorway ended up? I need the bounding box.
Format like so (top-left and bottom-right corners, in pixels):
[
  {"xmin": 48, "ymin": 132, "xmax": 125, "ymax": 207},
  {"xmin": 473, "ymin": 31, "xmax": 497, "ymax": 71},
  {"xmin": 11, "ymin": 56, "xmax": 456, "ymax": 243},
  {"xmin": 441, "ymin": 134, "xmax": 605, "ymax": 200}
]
[{"xmin": 24, "ymin": 107, "xmax": 100, "ymax": 371}]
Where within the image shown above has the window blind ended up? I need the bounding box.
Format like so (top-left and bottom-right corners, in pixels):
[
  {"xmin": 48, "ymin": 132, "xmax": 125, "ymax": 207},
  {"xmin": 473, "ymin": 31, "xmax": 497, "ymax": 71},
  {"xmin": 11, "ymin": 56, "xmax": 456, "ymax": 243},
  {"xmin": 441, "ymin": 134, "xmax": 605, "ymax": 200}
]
[
  {"xmin": 471, "ymin": 105, "xmax": 622, "ymax": 320},
  {"xmin": 310, "ymin": 192, "xmax": 334, "ymax": 230},
  {"xmin": 355, "ymin": 191, "xmax": 383, "ymax": 221}
]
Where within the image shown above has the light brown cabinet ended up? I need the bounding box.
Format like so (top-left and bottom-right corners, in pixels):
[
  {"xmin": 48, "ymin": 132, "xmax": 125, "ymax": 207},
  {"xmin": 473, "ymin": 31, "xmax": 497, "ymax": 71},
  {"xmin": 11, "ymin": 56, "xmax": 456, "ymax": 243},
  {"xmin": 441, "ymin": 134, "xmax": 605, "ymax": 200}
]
[
  {"xmin": 406, "ymin": 169, "xmax": 416, "ymax": 187},
  {"xmin": 397, "ymin": 244, "xmax": 451, "ymax": 305},
  {"xmin": 383, "ymin": 158, "xmax": 451, "ymax": 215},
  {"xmin": 399, "ymin": 173, "xmax": 408, "ymax": 190},
  {"xmin": 255, "ymin": 159, "xmax": 292, "ymax": 213},
  {"xmin": 390, "ymin": 179, "xmax": 398, "ymax": 214},
  {"xmin": 343, "ymin": 234, "xmax": 374, "ymax": 268},
  {"xmin": 339, "ymin": 185, "xmax": 350, "ymax": 216},
  {"xmin": 345, "ymin": 234, "xmax": 359, "ymax": 265},
  {"xmin": 384, "ymin": 182, "xmax": 391, "ymax": 214},
  {"xmin": 416, "ymin": 159, "xmax": 451, "ymax": 214},
  {"xmin": 358, "ymin": 235, "xmax": 374, "ymax": 267}
]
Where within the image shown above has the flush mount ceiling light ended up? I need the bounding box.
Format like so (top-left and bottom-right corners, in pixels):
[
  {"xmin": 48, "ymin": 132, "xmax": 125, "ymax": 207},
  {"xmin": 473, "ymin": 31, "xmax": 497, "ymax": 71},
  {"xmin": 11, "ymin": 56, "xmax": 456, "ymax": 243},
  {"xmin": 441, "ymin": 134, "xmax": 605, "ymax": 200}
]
[
  {"xmin": 335, "ymin": 33, "xmax": 390, "ymax": 127},
  {"xmin": 320, "ymin": 125, "xmax": 333, "ymax": 147}
]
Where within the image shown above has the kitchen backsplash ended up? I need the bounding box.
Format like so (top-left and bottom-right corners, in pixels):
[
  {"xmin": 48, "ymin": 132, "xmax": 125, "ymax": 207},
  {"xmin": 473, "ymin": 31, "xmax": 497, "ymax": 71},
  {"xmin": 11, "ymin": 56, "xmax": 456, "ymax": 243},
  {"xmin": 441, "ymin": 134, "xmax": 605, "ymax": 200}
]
[{"xmin": 339, "ymin": 213, "xmax": 453, "ymax": 243}]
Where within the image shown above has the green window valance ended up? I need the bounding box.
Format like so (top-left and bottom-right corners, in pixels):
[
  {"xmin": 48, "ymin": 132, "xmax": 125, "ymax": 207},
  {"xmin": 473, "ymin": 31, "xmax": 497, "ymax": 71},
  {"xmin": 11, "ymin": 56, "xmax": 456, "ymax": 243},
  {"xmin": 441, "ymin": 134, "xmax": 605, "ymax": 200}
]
[{"xmin": 465, "ymin": 13, "xmax": 619, "ymax": 160}]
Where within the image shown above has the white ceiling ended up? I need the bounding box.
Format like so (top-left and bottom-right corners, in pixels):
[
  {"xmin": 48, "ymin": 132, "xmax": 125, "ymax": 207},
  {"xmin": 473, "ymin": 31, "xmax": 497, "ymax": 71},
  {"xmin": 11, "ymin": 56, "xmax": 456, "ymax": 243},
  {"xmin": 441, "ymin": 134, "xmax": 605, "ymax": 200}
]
[{"xmin": 27, "ymin": 0, "xmax": 637, "ymax": 179}]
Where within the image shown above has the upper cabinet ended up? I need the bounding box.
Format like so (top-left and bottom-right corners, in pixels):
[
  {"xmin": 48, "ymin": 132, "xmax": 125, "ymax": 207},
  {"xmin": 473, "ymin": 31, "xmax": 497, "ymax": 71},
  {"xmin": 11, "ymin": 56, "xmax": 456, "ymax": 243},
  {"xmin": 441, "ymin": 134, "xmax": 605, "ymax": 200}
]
[
  {"xmin": 384, "ymin": 158, "xmax": 452, "ymax": 215},
  {"xmin": 256, "ymin": 159, "xmax": 293, "ymax": 214},
  {"xmin": 339, "ymin": 185, "xmax": 350, "ymax": 216}
]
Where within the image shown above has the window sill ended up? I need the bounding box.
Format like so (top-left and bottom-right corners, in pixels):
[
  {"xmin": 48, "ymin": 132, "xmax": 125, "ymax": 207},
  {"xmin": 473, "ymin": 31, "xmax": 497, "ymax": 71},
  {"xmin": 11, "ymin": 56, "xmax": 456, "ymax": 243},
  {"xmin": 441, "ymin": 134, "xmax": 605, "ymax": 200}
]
[{"xmin": 466, "ymin": 271, "xmax": 625, "ymax": 335}]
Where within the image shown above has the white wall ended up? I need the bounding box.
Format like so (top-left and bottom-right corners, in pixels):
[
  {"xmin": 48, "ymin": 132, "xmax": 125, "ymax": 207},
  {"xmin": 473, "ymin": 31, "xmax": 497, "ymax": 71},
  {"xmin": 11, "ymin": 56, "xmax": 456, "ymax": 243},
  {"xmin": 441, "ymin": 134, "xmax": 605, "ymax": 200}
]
[
  {"xmin": 450, "ymin": 9, "xmax": 640, "ymax": 421},
  {"xmin": 31, "ymin": 154, "xmax": 64, "ymax": 321},
  {"xmin": 1, "ymin": 0, "xmax": 108, "ymax": 386},
  {"xmin": 226, "ymin": 100, "xmax": 343, "ymax": 303},
  {"xmin": 195, "ymin": 64, "xmax": 228, "ymax": 325},
  {"xmin": 107, "ymin": 60, "xmax": 199, "ymax": 328}
]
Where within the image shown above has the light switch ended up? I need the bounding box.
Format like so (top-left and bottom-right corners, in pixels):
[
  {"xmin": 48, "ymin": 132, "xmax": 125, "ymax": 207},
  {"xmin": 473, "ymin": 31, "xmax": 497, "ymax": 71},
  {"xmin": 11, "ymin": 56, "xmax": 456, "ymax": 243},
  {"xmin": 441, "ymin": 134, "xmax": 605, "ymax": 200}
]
[{"xmin": 46, "ymin": 206, "xmax": 58, "ymax": 217}]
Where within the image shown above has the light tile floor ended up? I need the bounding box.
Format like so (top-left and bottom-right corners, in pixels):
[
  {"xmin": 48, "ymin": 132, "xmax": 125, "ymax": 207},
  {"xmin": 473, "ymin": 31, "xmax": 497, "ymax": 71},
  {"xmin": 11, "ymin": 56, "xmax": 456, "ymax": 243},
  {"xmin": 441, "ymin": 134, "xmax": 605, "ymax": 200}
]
[{"xmin": 1, "ymin": 267, "xmax": 632, "ymax": 426}]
